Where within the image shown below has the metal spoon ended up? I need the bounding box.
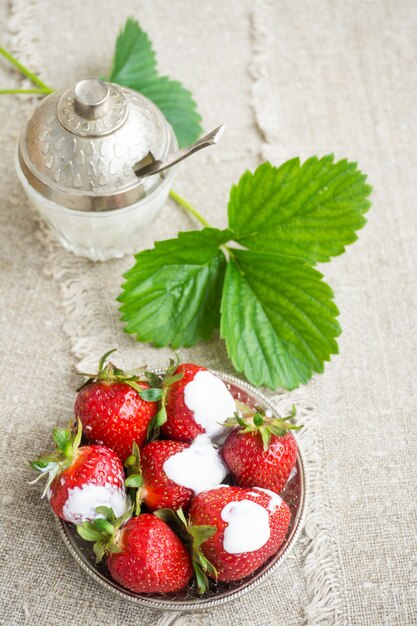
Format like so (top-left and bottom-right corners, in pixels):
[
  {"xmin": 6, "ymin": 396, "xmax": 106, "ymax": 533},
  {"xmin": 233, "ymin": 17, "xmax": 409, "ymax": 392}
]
[{"xmin": 134, "ymin": 124, "xmax": 225, "ymax": 178}]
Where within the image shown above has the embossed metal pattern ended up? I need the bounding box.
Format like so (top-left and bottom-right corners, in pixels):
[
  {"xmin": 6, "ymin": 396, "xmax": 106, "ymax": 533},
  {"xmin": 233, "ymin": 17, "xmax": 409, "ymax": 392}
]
[
  {"xmin": 58, "ymin": 84, "xmax": 128, "ymax": 137},
  {"xmin": 18, "ymin": 83, "xmax": 173, "ymax": 211},
  {"xmin": 56, "ymin": 369, "xmax": 308, "ymax": 612}
]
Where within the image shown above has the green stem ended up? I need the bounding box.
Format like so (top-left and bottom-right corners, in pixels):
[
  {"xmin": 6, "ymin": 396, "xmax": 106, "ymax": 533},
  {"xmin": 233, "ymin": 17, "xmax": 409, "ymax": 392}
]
[
  {"xmin": 169, "ymin": 189, "xmax": 211, "ymax": 228},
  {"xmin": 169, "ymin": 188, "xmax": 235, "ymax": 258},
  {"xmin": 0, "ymin": 88, "xmax": 52, "ymax": 95},
  {"xmin": 0, "ymin": 47, "xmax": 54, "ymax": 92}
]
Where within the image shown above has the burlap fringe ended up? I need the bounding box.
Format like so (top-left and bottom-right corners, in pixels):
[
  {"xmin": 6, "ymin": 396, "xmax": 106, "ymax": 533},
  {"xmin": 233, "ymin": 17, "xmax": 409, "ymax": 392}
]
[{"xmin": 38, "ymin": 225, "xmax": 117, "ymax": 372}]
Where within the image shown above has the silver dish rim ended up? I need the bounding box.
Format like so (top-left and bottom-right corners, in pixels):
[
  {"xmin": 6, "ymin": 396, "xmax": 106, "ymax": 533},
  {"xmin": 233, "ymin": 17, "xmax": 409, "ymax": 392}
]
[{"xmin": 56, "ymin": 368, "xmax": 308, "ymax": 611}]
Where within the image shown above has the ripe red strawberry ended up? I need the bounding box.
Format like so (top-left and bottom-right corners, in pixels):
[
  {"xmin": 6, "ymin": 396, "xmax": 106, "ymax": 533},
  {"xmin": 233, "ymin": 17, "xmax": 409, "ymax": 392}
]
[
  {"xmin": 74, "ymin": 350, "xmax": 158, "ymax": 461},
  {"xmin": 30, "ymin": 420, "xmax": 129, "ymax": 524},
  {"xmin": 188, "ymin": 485, "xmax": 291, "ymax": 582},
  {"xmin": 126, "ymin": 438, "xmax": 227, "ymax": 512},
  {"xmin": 140, "ymin": 440, "xmax": 195, "ymax": 511},
  {"xmin": 221, "ymin": 406, "xmax": 301, "ymax": 494},
  {"xmin": 77, "ymin": 508, "xmax": 193, "ymax": 593},
  {"xmin": 161, "ymin": 363, "xmax": 236, "ymax": 441}
]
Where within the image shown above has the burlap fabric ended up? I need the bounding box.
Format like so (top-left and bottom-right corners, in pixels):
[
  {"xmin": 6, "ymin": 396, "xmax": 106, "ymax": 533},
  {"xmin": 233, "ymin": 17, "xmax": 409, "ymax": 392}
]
[{"xmin": 0, "ymin": 1, "xmax": 415, "ymax": 625}]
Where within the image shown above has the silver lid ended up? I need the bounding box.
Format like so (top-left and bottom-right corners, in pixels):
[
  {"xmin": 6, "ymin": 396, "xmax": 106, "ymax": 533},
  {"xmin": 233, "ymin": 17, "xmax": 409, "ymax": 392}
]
[{"xmin": 18, "ymin": 79, "xmax": 173, "ymax": 211}]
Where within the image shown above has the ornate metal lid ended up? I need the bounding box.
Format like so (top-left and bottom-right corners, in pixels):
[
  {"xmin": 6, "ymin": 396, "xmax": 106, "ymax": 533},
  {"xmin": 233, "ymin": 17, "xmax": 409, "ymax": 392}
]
[{"xmin": 18, "ymin": 79, "xmax": 173, "ymax": 211}]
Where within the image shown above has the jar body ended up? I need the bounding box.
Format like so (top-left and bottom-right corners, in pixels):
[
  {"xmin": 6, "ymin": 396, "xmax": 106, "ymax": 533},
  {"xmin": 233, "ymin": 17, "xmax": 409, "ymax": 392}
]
[{"xmin": 16, "ymin": 151, "xmax": 175, "ymax": 262}]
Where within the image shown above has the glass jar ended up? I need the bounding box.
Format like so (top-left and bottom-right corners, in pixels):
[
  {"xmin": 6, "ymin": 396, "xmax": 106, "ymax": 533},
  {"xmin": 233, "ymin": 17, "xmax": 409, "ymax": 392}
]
[{"xmin": 16, "ymin": 79, "xmax": 178, "ymax": 261}]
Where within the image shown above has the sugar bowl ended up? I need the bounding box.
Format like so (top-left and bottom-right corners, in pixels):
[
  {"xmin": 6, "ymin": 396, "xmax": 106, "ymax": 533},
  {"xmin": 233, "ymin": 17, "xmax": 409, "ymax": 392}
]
[{"xmin": 16, "ymin": 78, "xmax": 207, "ymax": 261}]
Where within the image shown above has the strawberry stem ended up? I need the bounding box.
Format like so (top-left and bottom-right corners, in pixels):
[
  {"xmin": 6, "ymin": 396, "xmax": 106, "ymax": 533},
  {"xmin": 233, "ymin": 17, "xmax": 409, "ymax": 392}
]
[
  {"xmin": 0, "ymin": 46, "xmax": 53, "ymax": 92},
  {"xmin": 124, "ymin": 442, "xmax": 143, "ymax": 516},
  {"xmin": 169, "ymin": 189, "xmax": 210, "ymax": 228}
]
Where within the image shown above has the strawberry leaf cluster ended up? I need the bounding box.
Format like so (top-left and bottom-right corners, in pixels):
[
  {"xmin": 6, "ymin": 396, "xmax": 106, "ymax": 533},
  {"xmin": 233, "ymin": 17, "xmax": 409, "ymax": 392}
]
[{"xmin": 119, "ymin": 155, "xmax": 372, "ymax": 390}]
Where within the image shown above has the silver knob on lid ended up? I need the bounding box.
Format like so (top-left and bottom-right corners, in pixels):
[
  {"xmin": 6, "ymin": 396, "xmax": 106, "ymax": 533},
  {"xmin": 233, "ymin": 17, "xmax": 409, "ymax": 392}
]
[
  {"xmin": 73, "ymin": 79, "xmax": 111, "ymax": 120},
  {"xmin": 57, "ymin": 79, "xmax": 129, "ymax": 137}
]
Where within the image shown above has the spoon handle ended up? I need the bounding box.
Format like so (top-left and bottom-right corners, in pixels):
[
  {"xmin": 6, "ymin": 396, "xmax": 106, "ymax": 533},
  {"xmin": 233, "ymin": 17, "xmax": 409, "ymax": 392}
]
[{"xmin": 134, "ymin": 124, "xmax": 225, "ymax": 177}]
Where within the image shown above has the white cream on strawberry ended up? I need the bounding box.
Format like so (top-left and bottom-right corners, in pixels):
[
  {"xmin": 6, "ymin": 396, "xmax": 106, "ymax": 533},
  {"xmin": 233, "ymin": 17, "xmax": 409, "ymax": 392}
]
[
  {"xmin": 163, "ymin": 435, "xmax": 227, "ymax": 494},
  {"xmin": 61, "ymin": 482, "xmax": 129, "ymax": 524},
  {"xmin": 221, "ymin": 499, "xmax": 270, "ymax": 554},
  {"xmin": 183, "ymin": 371, "xmax": 236, "ymax": 438}
]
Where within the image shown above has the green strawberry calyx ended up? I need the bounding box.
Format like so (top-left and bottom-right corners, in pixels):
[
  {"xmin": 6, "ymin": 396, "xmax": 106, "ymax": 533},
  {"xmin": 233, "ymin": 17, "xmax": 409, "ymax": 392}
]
[
  {"xmin": 224, "ymin": 404, "xmax": 303, "ymax": 451},
  {"xmin": 76, "ymin": 348, "xmax": 150, "ymax": 394},
  {"xmin": 124, "ymin": 442, "xmax": 143, "ymax": 516},
  {"xmin": 154, "ymin": 507, "xmax": 217, "ymax": 594},
  {"xmin": 145, "ymin": 357, "xmax": 184, "ymax": 441},
  {"xmin": 77, "ymin": 505, "xmax": 133, "ymax": 563},
  {"xmin": 29, "ymin": 418, "xmax": 83, "ymax": 498}
]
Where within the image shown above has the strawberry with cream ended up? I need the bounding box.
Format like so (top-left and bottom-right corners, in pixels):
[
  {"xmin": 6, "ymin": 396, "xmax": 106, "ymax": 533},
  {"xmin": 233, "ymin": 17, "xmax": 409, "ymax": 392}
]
[
  {"xmin": 189, "ymin": 485, "xmax": 291, "ymax": 581},
  {"xmin": 137, "ymin": 435, "xmax": 228, "ymax": 512},
  {"xmin": 162, "ymin": 363, "xmax": 236, "ymax": 442},
  {"xmin": 30, "ymin": 420, "xmax": 129, "ymax": 524}
]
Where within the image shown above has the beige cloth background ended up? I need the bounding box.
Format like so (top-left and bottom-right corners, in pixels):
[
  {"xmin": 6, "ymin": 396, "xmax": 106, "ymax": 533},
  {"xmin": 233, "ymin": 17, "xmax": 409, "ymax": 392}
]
[{"xmin": 0, "ymin": 1, "xmax": 416, "ymax": 625}]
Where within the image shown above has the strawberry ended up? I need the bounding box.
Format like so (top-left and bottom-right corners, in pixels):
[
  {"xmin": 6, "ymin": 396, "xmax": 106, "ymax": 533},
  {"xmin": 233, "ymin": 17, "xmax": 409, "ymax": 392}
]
[
  {"xmin": 221, "ymin": 405, "xmax": 301, "ymax": 494},
  {"xmin": 77, "ymin": 507, "xmax": 193, "ymax": 593},
  {"xmin": 30, "ymin": 420, "xmax": 129, "ymax": 524},
  {"xmin": 188, "ymin": 485, "xmax": 291, "ymax": 582},
  {"xmin": 124, "ymin": 437, "xmax": 227, "ymax": 513},
  {"xmin": 161, "ymin": 363, "xmax": 236, "ymax": 442},
  {"xmin": 74, "ymin": 349, "xmax": 158, "ymax": 461},
  {"xmin": 141, "ymin": 440, "xmax": 195, "ymax": 512}
]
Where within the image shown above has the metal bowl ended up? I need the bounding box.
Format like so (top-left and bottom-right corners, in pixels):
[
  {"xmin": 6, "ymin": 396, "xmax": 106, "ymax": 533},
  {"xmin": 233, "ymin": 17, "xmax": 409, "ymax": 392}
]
[{"xmin": 56, "ymin": 369, "xmax": 307, "ymax": 611}]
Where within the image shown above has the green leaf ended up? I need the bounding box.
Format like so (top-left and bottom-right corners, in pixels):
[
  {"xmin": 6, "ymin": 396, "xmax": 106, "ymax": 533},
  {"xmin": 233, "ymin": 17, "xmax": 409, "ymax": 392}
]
[
  {"xmin": 30, "ymin": 457, "xmax": 56, "ymax": 471},
  {"xmin": 52, "ymin": 427, "xmax": 70, "ymax": 452},
  {"xmin": 138, "ymin": 77, "xmax": 202, "ymax": 148},
  {"xmin": 164, "ymin": 356, "xmax": 180, "ymax": 379},
  {"xmin": 72, "ymin": 418, "xmax": 83, "ymax": 453},
  {"xmin": 98, "ymin": 348, "xmax": 118, "ymax": 373},
  {"xmin": 108, "ymin": 18, "xmax": 202, "ymax": 146},
  {"xmin": 253, "ymin": 413, "xmax": 264, "ymax": 427},
  {"xmin": 93, "ymin": 518, "xmax": 114, "ymax": 534},
  {"xmin": 154, "ymin": 508, "xmax": 190, "ymax": 544},
  {"xmin": 108, "ymin": 18, "xmax": 156, "ymax": 86},
  {"xmin": 139, "ymin": 387, "xmax": 163, "ymax": 402},
  {"xmin": 228, "ymin": 156, "xmax": 372, "ymax": 263},
  {"xmin": 95, "ymin": 506, "xmax": 116, "ymax": 524},
  {"xmin": 119, "ymin": 228, "xmax": 231, "ymax": 348},
  {"xmin": 125, "ymin": 474, "xmax": 143, "ymax": 488},
  {"xmin": 193, "ymin": 562, "xmax": 210, "ymax": 595},
  {"xmin": 188, "ymin": 524, "xmax": 217, "ymax": 548},
  {"xmin": 162, "ymin": 372, "xmax": 183, "ymax": 388},
  {"xmin": 260, "ymin": 427, "xmax": 272, "ymax": 451},
  {"xmin": 268, "ymin": 423, "xmax": 287, "ymax": 437},
  {"xmin": 77, "ymin": 523, "xmax": 103, "ymax": 543},
  {"xmin": 221, "ymin": 249, "xmax": 341, "ymax": 390},
  {"xmin": 154, "ymin": 508, "xmax": 178, "ymax": 525},
  {"xmin": 147, "ymin": 405, "xmax": 167, "ymax": 441},
  {"xmin": 114, "ymin": 505, "xmax": 134, "ymax": 530},
  {"xmin": 175, "ymin": 508, "xmax": 188, "ymax": 528},
  {"xmin": 144, "ymin": 371, "xmax": 161, "ymax": 388},
  {"xmin": 93, "ymin": 540, "xmax": 108, "ymax": 564}
]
